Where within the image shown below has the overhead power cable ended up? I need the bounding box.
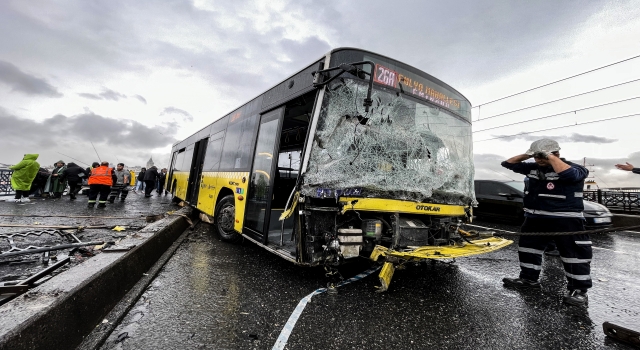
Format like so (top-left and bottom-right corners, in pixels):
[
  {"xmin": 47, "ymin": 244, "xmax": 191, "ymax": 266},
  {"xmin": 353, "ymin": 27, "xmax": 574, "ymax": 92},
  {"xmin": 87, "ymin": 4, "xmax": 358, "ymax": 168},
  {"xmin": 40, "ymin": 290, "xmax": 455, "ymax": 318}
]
[
  {"xmin": 473, "ymin": 96, "xmax": 640, "ymax": 133},
  {"xmin": 473, "ymin": 53, "xmax": 640, "ymax": 109},
  {"xmin": 475, "ymin": 78, "xmax": 640, "ymax": 122},
  {"xmin": 474, "ymin": 113, "xmax": 640, "ymax": 142},
  {"xmin": 594, "ymin": 175, "xmax": 610, "ymax": 188}
]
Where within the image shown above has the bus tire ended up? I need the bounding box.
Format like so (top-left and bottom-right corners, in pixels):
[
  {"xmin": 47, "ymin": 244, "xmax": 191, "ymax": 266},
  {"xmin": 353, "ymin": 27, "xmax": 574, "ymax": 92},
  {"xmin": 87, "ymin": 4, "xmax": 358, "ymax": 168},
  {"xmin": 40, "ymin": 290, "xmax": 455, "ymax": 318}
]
[{"xmin": 215, "ymin": 195, "xmax": 242, "ymax": 243}]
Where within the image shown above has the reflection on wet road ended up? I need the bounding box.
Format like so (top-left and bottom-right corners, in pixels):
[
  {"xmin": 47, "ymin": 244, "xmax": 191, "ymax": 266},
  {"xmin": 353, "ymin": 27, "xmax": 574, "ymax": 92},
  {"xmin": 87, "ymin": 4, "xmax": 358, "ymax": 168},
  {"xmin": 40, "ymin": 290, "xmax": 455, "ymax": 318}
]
[{"xmin": 102, "ymin": 220, "xmax": 640, "ymax": 349}]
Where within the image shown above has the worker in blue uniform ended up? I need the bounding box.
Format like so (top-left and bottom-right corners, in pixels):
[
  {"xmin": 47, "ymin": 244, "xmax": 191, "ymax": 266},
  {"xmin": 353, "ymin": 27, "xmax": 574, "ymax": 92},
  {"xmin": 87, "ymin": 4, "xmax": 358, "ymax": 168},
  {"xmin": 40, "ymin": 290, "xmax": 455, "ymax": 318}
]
[{"xmin": 501, "ymin": 139, "xmax": 591, "ymax": 306}]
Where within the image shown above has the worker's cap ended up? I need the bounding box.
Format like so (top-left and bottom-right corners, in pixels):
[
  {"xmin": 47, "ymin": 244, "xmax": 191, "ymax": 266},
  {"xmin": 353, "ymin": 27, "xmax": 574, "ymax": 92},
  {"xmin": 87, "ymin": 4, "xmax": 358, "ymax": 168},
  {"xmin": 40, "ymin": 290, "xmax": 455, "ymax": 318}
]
[{"xmin": 525, "ymin": 138, "xmax": 560, "ymax": 156}]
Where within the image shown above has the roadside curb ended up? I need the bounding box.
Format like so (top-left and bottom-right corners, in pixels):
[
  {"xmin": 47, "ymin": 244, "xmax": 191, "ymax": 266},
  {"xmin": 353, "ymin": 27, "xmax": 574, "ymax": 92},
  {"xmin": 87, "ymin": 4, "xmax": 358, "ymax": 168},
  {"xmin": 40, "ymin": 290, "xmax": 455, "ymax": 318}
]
[
  {"xmin": 78, "ymin": 219, "xmax": 195, "ymax": 349},
  {"xmin": 0, "ymin": 208, "xmax": 192, "ymax": 350}
]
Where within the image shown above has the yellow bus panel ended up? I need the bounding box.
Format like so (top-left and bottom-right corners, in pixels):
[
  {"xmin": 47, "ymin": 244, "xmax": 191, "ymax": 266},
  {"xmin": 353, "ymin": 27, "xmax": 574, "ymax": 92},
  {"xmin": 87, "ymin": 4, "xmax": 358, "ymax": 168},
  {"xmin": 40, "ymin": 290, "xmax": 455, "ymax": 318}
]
[
  {"xmin": 172, "ymin": 172, "xmax": 189, "ymax": 200},
  {"xmin": 339, "ymin": 197, "xmax": 466, "ymax": 216}
]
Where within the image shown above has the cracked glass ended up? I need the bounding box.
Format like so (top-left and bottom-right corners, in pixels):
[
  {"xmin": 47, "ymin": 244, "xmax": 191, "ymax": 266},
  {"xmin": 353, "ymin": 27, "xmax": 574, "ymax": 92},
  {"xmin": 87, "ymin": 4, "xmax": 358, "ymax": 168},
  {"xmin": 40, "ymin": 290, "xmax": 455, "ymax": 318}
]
[{"xmin": 302, "ymin": 79, "xmax": 475, "ymax": 205}]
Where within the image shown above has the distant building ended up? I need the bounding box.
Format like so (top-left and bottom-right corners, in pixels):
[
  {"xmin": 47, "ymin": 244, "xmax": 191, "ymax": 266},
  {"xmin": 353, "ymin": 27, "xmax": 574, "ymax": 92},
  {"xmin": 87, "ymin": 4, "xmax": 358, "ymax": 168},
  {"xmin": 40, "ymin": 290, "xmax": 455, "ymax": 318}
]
[
  {"xmin": 146, "ymin": 157, "xmax": 154, "ymax": 168},
  {"xmin": 584, "ymin": 179, "xmax": 598, "ymax": 190}
]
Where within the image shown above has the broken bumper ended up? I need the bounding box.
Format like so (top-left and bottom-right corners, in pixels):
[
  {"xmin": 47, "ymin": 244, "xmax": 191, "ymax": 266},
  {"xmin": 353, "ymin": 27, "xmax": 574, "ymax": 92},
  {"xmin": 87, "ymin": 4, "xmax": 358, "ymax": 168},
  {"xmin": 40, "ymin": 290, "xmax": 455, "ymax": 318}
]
[{"xmin": 370, "ymin": 237, "xmax": 513, "ymax": 291}]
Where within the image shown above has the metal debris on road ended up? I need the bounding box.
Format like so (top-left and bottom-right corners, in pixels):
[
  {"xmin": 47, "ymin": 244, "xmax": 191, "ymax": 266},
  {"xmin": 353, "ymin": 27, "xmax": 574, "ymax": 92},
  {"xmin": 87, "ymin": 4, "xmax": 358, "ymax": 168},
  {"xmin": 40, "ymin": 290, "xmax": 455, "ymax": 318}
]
[
  {"xmin": 603, "ymin": 322, "xmax": 640, "ymax": 348},
  {"xmin": 1, "ymin": 241, "xmax": 104, "ymax": 258},
  {"xmin": 103, "ymin": 245, "xmax": 136, "ymax": 252},
  {"xmin": 0, "ymin": 257, "xmax": 70, "ymax": 305}
]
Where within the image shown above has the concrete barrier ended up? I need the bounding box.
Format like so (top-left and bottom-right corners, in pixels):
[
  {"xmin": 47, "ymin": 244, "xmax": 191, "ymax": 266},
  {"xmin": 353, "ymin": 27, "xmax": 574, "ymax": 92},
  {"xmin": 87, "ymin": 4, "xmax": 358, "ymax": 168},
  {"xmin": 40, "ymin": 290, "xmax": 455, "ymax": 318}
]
[{"xmin": 0, "ymin": 209, "xmax": 192, "ymax": 350}]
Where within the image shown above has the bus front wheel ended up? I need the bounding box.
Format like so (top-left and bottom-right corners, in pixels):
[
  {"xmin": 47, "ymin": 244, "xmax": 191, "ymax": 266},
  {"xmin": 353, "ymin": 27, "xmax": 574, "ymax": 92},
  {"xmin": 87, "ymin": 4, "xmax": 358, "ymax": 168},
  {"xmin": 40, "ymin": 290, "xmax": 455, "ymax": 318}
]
[{"xmin": 215, "ymin": 195, "xmax": 242, "ymax": 243}]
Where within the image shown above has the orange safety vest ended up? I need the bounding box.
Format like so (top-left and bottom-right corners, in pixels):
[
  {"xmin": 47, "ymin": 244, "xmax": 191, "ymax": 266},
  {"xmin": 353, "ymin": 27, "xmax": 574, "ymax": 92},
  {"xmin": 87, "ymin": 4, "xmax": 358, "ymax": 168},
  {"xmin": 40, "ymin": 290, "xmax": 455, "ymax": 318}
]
[{"xmin": 88, "ymin": 166, "xmax": 113, "ymax": 186}]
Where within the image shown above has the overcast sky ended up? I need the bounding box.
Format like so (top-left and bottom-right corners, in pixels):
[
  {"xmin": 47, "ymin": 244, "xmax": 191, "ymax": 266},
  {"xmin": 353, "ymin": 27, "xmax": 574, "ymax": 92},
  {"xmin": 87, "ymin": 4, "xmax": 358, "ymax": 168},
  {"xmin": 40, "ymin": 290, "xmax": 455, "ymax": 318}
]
[{"xmin": 1, "ymin": 0, "xmax": 640, "ymax": 187}]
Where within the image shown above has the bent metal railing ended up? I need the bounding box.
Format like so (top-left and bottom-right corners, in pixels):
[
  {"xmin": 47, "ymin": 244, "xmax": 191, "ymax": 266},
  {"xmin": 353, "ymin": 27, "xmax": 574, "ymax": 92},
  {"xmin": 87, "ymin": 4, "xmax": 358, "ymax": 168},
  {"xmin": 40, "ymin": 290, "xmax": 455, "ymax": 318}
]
[
  {"xmin": 584, "ymin": 189, "xmax": 640, "ymax": 212},
  {"xmin": 0, "ymin": 169, "xmax": 13, "ymax": 196}
]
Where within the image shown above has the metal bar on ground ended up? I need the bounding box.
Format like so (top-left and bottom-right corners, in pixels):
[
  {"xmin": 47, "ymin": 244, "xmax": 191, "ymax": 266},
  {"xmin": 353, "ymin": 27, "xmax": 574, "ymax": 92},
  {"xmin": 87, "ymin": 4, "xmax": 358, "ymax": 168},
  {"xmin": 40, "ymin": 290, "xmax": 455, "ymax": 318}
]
[
  {"xmin": 0, "ymin": 285, "xmax": 30, "ymax": 294},
  {"xmin": 1, "ymin": 242, "xmax": 104, "ymax": 258},
  {"xmin": 0, "ymin": 214, "xmax": 147, "ymax": 219},
  {"xmin": 0, "ymin": 224, "xmax": 143, "ymax": 230},
  {"xmin": 603, "ymin": 322, "xmax": 640, "ymax": 348},
  {"xmin": 17, "ymin": 257, "xmax": 71, "ymax": 286}
]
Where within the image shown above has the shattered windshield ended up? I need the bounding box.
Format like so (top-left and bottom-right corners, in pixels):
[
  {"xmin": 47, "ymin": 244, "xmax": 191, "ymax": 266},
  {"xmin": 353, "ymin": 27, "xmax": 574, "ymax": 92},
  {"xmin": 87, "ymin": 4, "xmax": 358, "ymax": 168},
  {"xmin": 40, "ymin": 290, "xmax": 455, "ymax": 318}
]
[{"xmin": 302, "ymin": 79, "xmax": 475, "ymax": 205}]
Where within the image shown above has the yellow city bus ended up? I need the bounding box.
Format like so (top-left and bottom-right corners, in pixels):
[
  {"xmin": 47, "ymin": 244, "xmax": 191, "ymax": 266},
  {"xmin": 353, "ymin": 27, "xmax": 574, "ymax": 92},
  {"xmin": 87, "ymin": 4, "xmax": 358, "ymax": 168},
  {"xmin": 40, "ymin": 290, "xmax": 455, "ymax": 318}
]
[{"xmin": 167, "ymin": 48, "xmax": 512, "ymax": 291}]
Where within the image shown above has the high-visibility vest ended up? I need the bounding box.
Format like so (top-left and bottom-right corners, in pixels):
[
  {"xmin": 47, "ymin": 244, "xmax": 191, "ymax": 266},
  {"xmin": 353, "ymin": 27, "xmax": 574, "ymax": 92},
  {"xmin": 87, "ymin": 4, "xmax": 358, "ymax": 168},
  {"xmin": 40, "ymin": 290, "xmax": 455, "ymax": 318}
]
[{"xmin": 88, "ymin": 166, "xmax": 113, "ymax": 186}]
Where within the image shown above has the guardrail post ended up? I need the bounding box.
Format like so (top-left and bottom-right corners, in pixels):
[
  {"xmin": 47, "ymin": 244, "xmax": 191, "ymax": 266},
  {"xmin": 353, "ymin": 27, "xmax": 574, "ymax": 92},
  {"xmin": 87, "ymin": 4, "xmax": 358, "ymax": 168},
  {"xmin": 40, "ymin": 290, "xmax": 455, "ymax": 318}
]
[{"xmin": 597, "ymin": 189, "xmax": 602, "ymax": 204}]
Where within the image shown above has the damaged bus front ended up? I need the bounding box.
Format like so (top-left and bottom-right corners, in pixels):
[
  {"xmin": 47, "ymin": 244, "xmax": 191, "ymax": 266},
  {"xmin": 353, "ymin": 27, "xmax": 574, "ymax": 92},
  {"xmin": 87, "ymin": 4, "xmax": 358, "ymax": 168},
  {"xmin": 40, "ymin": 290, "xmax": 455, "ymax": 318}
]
[
  {"xmin": 287, "ymin": 49, "xmax": 512, "ymax": 290},
  {"xmin": 169, "ymin": 48, "xmax": 511, "ymax": 292}
]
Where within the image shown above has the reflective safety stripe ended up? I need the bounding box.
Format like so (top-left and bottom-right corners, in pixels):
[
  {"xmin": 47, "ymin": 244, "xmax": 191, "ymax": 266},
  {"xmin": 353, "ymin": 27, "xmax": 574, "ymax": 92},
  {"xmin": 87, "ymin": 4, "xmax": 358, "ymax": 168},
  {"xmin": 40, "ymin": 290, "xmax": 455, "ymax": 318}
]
[
  {"xmin": 524, "ymin": 208, "xmax": 585, "ymax": 218},
  {"xmin": 575, "ymin": 240, "xmax": 592, "ymax": 245},
  {"xmin": 520, "ymin": 262, "xmax": 542, "ymax": 270},
  {"xmin": 99, "ymin": 201, "xmax": 107, "ymax": 203},
  {"xmin": 518, "ymin": 247, "xmax": 544, "ymax": 255},
  {"xmin": 88, "ymin": 200, "xmax": 96, "ymax": 203},
  {"xmin": 575, "ymin": 192, "xmax": 583, "ymax": 197},
  {"xmin": 565, "ymin": 272, "xmax": 592, "ymax": 280},
  {"xmin": 528, "ymin": 175, "xmax": 539, "ymax": 179},
  {"xmin": 538, "ymin": 194, "xmax": 566, "ymax": 199},
  {"xmin": 561, "ymin": 257, "xmax": 592, "ymax": 263}
]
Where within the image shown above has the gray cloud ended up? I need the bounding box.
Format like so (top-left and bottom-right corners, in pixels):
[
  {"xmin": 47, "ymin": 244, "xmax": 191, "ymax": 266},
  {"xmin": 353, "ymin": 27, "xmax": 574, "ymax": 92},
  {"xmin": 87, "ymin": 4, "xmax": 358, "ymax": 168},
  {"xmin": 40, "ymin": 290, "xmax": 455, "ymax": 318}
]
[
  {"xmin": 99, "ymin": 88, "xmax": 128, "ymax": 101},
  {"xmin": 474, "ymin": 152, "xmax": 640, "ymax": 188},
  {"xmin": 0, "ymin": 60, "xmax": 62, "ymax": 97},
  {"xmin": 304, "ymin": 0, "xmax": 611, "ymax": 88},
  {"xmin": 78, "ymin": 88, "xmax": 128, "ymax": 101},
  {"xmin": 161, "ymin": 106, "xmax": 193, "ymax": 122},
  {"xmin": 133, "ymin": 94, "xmax": 147, "ymax": 104},
  {"xmin": 0, "ymin": 108, "xmax": 177, "ymax": 167},
  {"xmin": 473, "ymin": 153, "xmax": 522, "ymax": 181},
  {"xmin": 489, "ymin": 133, "xmax": 617, "ymax": 144}
]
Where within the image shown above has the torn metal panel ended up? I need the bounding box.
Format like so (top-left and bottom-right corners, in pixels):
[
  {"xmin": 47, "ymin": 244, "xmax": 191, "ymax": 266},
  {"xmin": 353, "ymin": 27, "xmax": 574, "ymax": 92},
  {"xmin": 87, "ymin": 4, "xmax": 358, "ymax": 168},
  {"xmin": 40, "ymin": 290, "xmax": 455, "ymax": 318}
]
[{"xmin": 303, "ymin": 79, "xmax": 475, "ymax": 205}]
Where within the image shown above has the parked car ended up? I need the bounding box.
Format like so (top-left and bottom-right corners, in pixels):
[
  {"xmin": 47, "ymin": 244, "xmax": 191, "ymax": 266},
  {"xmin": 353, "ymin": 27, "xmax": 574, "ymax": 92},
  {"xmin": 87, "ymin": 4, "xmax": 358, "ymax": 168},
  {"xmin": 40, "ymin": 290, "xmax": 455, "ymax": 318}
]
[{"xmin": 474, "ymin": 179, "xmax": 613, "ymax": 228}]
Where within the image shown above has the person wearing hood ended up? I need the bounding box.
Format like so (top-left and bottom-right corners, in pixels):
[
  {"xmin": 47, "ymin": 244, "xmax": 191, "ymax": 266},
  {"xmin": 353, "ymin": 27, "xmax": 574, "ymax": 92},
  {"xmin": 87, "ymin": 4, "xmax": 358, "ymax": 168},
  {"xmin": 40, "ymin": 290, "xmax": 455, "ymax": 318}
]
[
  {"xmin": 8, "ymin": 154, "xmax": 40, "ymax": 202},
  {"xmin": 143, "ymin": 166, "xmax": 159, "ymax": 197},
  {"xmin": 61, "ymin": 162, "xmax": 87, "ymax": 200},
  {"xmin": 45, "ymin": 160, "xmax": 68, "ymax": 198}
]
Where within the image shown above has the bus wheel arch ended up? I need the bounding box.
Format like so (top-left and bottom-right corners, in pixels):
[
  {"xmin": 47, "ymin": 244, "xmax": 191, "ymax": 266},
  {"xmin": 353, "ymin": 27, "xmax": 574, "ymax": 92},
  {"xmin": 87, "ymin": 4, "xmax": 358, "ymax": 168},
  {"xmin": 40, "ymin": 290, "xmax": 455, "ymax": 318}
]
[{"xmin": 214, "ymin": 194, "xmax": 242, "ymax": 243}]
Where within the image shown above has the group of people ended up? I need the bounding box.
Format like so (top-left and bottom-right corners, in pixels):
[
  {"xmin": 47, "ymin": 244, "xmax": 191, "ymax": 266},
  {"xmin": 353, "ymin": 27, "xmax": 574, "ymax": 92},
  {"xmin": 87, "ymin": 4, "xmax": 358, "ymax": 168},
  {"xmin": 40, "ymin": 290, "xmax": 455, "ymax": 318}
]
[
  {"xmin": 500, "ymin": 138, "xmax": 639, "ymax": 307},
  {"xmin": 7, "ymin": 154, "xmax": 168, "ymax": 207}
]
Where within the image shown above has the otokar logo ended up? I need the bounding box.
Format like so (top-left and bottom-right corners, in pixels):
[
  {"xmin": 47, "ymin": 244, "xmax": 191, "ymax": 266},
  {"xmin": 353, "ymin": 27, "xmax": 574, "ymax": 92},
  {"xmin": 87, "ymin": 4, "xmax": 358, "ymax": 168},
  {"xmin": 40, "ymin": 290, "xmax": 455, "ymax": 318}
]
[{"xmin": 416, "ymin": 205, "xmax": 441, "ymax": 212}]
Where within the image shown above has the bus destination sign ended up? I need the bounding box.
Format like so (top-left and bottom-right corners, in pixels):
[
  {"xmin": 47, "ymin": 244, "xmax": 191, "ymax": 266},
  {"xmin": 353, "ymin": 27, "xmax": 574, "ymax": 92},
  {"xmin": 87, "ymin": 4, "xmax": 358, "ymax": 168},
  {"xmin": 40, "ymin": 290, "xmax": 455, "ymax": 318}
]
[{"xmin": 373, "ymin": 63, "xmax": 461, "ymax": 111}]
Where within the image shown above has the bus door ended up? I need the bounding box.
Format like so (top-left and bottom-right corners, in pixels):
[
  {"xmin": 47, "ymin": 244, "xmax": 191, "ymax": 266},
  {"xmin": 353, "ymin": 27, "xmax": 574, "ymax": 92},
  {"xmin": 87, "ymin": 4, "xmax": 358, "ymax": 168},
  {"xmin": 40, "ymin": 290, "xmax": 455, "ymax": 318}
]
[
  {"xmin": 167, "ymin": 151, "xmax": 178, "ymax": 193},
  {"xmin": 186, "ymin": 137, "xmax": 208, "ymax": 203},
  {"xmin": 244, "ymin": 107, "xmax": 284, "ymax": 243}
]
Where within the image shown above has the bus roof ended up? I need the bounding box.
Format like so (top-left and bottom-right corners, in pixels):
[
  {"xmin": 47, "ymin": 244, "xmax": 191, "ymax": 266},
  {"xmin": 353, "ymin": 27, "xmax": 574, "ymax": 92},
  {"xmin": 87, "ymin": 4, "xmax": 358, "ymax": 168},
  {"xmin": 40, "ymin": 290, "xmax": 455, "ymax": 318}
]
[{"xmin": 172, "ymin": 47, "xmax": 470, "ymax": 148}]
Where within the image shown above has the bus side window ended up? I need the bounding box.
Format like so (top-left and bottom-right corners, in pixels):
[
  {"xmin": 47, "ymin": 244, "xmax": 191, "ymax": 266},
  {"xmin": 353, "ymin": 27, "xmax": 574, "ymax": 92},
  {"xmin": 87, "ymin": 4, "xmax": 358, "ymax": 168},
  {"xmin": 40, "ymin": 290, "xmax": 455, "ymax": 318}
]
[
  {"xmin": 174, "ymin": 150, "xmax": 186, "ymax": 172},
  {"xmin": 220, "ymin": 114, "xmax": 259, "ymax": 170},
  {"xmin": 203, "ymin": 138, "xmax": 224, "ymax": 171}
]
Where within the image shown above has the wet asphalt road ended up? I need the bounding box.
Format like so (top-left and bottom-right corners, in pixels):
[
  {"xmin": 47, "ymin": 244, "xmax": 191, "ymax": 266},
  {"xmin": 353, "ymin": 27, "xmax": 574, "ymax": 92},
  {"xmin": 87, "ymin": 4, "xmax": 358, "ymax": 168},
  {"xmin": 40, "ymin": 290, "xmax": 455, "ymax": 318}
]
[{"xmin": 102, "ymin": 220, "xmax": 640, "ymax": 350}]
